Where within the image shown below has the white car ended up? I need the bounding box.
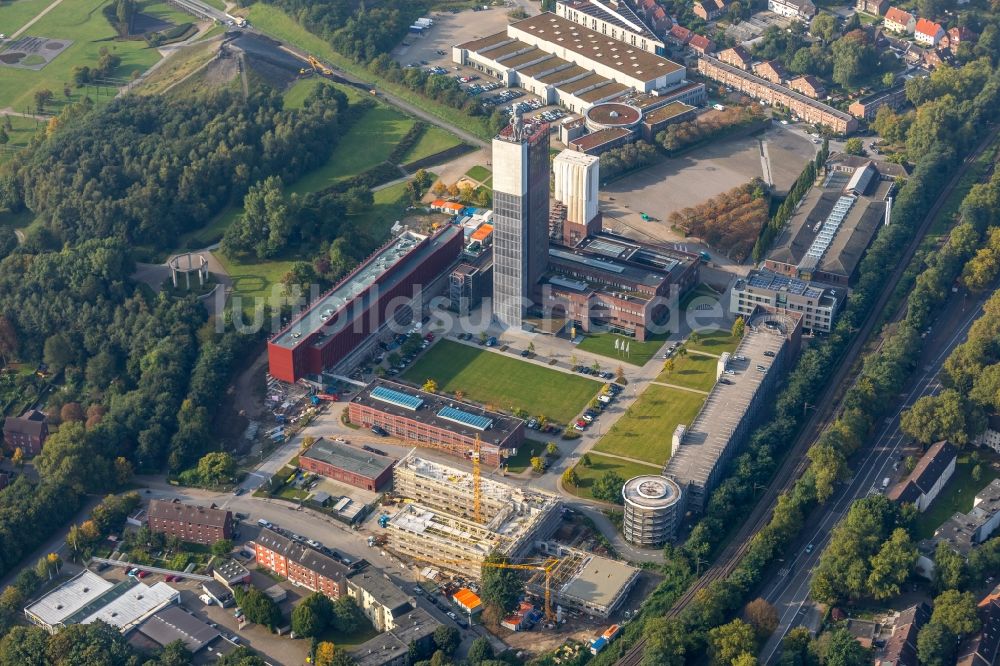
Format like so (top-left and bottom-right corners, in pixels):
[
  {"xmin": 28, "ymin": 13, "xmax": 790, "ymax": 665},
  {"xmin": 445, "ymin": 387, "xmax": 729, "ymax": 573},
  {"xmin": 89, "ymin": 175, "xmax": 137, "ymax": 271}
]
[{"xmin": 724, "ymin": 369, "xmax": 736, "ymax": 375}]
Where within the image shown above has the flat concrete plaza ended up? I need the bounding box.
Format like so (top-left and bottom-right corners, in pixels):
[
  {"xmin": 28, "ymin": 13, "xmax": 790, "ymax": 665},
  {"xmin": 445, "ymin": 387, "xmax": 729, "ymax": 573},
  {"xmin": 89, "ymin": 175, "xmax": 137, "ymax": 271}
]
[{"xmin": 0, "ymin": 36, "xmax": 73, "ymax": 70}]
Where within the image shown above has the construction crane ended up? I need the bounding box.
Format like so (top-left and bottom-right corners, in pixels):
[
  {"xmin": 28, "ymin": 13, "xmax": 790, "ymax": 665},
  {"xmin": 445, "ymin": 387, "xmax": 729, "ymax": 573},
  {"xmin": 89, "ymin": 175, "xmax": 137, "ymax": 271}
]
[
  {"xmin": 472, "ymin": 434, "xmax": 482, "ymax": 524},
  {"xmin": 411, "ymin": 555, "xmax": 562, "ymax": 622},
  {"xmin": 306, "ymin": 55, "xmax": 334, "ymax": 76}
]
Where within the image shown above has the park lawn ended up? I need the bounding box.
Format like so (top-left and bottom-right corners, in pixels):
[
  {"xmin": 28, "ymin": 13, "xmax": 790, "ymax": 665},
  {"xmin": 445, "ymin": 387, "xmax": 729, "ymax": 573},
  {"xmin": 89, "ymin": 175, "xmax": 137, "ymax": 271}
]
[
  {"xmin": 401, "ymin": 340, "xmax": 600, "ymax": 423},
  {"xmin": 139, "ymin": 0, "xmax": 198, "ymax": 28},
  {"xmin": 288, "ymin": 104, "xmax": 414, "ymax": 195},
  {"xmin": 465, "ymin": 165, "xmax": 492, "ymax": 183},
  {"xmin": 214, "ymin": 251, "xmax": 297, "ymax": 315},
  {"xmin": 912, "ymin": 454, "xmax": 1000, "ymax": 540},
  {"xmin": 2, "ymin": 0, "xmax": 55, "ymax": 35},
  {"xmin": 576, "ymin": 332, "xmax": 668, "ymax": 367},
  {"xmin": 402, "ymin": 126, "xmax": 463, "ymax": 164},
  {"xmin": 283, "ymin": 77, "xmax": 368, "ymax": 108},
  {"xmin": 504, "ymin": 440, "xmax": 552, "ymax": 474},
  {"xmin": 0, "ymin": 115, "xmax": 43, "ymax": 164},
  {"xmin": 0, "ymin": 0, "xmax": 163, "ymax": 113},
  {"xmin": 657, "ymin": 352, "xmax": 718, "ymax": 392},
  {"xmin": 565, "ymin": 453, "xmax": 660, "ymax": 502},
  {"xmin": 593, "ymin": 385, "xmax": 705, "ymax": 465},
  {"xmin": 686, "ymin": 328, "xmax": 741, "ymax": 355},
  {"xmin": 244, "ymin": 3, "xmax": 492, "ymax": 140}
]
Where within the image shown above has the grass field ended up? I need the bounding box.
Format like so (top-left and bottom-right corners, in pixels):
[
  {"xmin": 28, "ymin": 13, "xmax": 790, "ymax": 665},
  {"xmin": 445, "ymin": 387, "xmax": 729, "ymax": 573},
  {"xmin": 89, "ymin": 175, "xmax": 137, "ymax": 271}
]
[
  {"xmin": 347, "ymin": 178, "xmax": 414, "ymax": 240},
  {"xmin": 136, "ymin": 37, "xmax": 220, "ymax": 97},
  {"xmin": 504, "ymin": 440, "xmax": 552, "ymax": 474},
  {"xmin": 0, "ymin": 115, "xmax": 44, "ymax": 165},
  {"xmin": 0, "ymin": 0, "xmax": 164, "ymax": 113},
  {"xmin": 244, "ymin": 3, "xmax": 493, "ymax": 140},
  {"xmin": 576, "ymin": 332, "xmax": 668, "ymax": 367},
  {"xmin": 289, "ymin": 105, "xmax": 413, "ymax": 195},
  {"xmin": 283, "ymin": 78, "xmax": 366, "ymax": 109},
  {"xmin": 686, "ymin": 328, "xmax": 741, "ymax": 355},
  {"xmin": 3, "ymin": 0, "xmax": 54, "ymax": 34},
  {"xmin": 140, "ymin": 0, "xmax": 197, "ymax": 28},
  {"xmin": 402, "ymin": 340, "xmax": 600, "ymax": 423},
  {"xmin": 912, "ymin": 454, "xmax": 1000, "ymax": 540},
  {"xmin": 565, "ymin": 453, "xmax": 660, "ymax": 502},
  {"xmin": 593, "ymin": 384, "xmax": 705, "ymax": 465},
  {"xmin": 402, "ymin": 125, "xmax": 463, "ymax": 164},
  {"xmin": 657, "ymin": 352, "xmax": 718, "ymax": 391},
  {"xmin": 465, "ymin": 165, "xmax": 492, "ymax": 182}
]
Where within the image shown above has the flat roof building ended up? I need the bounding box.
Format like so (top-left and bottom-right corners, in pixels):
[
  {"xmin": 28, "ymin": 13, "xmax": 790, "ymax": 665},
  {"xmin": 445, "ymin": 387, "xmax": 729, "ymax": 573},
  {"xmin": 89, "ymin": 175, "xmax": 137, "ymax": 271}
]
[
  {"xmin": 350, "ymin": 606, "xmax": 440, "ymax": 666},
  {"xmin": 135, "ymin": 605, "xmax": 220, "ymax": 654},
  {"xmin": 663, "ymin": 308, "xmax": 802, "ymax": 514},
  {"xmin": 932, "ymin": 479, "xmax": 1000, "ymax": 555},
  {"xmin": 347, "ymin": 571, "xmax": 414, "ymax": 632},
  {"xmin": 622, "ymin": 475, "xmax": 684, "ymax": 547},
  {"xmin": 730, "ymin": 269, "xmax": 842, "ymax": 333},
  {"xmin": 556, "ymin": 0, "xmax": 665, "ymax": 55},
  {"xmin": 534, "ymin": 542, "xmax": 640, "ymax": 618},
  {"xmin": 299, "ymin": 438, "xmax": 396, "ymax": 491},
  {"xmin": 553, "ymin": 149, "xmax": 601, "ymax": 247},
  {"xmin": 268, "ymin": 228, "xmax": 463, "ymax": 383},
  {"xmin": 347, "ymin": 379, "xmax": 526, "ymax": 467},
  {"xmin": 386, "ymin": 453, "xmax": 562, "ymax": 571},
  {"xmin": 764, "ymin": 160, "xmax": 898, "ymax": 287}
]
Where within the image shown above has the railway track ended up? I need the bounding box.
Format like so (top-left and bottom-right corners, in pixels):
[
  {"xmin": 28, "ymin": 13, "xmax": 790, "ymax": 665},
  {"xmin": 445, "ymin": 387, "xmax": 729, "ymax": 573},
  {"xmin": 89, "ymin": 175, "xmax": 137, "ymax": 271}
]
[{"xmin": 614, "ymin": 125, "xmax": 1000, "ymax": 666}]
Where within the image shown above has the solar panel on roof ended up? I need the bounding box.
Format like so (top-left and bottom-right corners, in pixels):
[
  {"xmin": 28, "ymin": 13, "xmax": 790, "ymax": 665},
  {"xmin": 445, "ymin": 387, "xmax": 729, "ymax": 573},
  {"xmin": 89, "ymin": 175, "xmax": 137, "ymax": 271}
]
[
  {"xmin": 437, "ymin": 407, "xmax": 493, "ymax": 431},
  {"xmin": 371, "ymin": 386, "xmax": 424, "ymax": 411}
]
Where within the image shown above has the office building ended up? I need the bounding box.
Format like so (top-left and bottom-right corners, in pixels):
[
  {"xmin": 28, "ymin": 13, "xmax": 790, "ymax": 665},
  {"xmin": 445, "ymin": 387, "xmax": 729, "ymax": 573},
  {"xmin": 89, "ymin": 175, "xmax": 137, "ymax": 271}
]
[
  {"xmin": 553, "ymin": 149, "xmax": 601, "ymax": 246},
  {"xmin": 730, "ymin": 269, "xmax": 841, "ymax": 333},
  {"xmin": 268, "ymin": 228, "xmax": 463, "ymax": 383},
  {"xmin": 299, "ymin": 438, "xmax": 396, "ymax": 491},
  {"xmin": 663, "ymin": 307, "xmax": 802, "ymax": 514},
  {"xmin": 146, "ymin": 500, "xmax": 233, "ymax": 546},
  {"xmin": 556, "ymin": 0, "xmax": 666, "ymax": 55},
  {"xmin": 492, "ymin": 116, "xmax": 551, "ymax": 327},
  {"xmin": 347, "ymin": 379, "xmax": 525, "ymax": 466}
]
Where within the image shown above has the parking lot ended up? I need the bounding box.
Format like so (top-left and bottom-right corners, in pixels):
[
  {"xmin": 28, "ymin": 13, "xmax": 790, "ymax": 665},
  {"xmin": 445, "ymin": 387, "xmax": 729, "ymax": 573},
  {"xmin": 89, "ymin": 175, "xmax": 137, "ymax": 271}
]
[{"xmin": 392, "ymin": 3, "xmax": 521, "ymax": 71}]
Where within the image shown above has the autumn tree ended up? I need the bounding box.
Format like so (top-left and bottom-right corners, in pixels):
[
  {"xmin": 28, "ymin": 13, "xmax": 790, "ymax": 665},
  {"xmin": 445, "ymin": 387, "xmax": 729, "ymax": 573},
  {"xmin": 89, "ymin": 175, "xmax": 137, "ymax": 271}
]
[{"xmin": 743, "ymin": 598, "xmax": 779, "ymax": 638}]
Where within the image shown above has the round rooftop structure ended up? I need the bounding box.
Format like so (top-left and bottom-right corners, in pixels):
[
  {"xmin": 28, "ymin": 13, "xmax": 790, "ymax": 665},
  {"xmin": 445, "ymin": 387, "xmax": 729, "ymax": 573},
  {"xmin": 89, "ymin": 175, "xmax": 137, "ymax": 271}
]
[
  {"xmin": 622, "ymin": 475, "xmax": 683, "ymax": 548},
  {"xmin": 584, "ymin": 102, "xmax": 642, "ymax": 132}
]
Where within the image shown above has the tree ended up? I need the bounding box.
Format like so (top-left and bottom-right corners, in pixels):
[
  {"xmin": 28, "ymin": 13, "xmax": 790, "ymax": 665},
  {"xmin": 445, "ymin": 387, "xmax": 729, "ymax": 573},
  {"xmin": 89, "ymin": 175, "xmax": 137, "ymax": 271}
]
[
  {"xmin": 332, "ymin": 597, "xmax": 363, "ymax": 633},
  {"xmin": 831, "ymin": 32, "xmax": 875, "ymax": 89},
  {"xmin": 642, "ymin": 616, "xmax": 689, "ymax": 666},
  {"xmin": 663, "ymin": 358, "xmax": 676, "ymax": 375},
  {"xmin": 0, "ymin": 128, "xmax": 8, "ymax": 146},
  {"xmin": 901, "ymin": 389, "xmax": 984, "ymax": 445},
  {"xmin": 844, "ymin": 137, "xmax": 865, "ymax": 155},
  {"xmin": 467, "ymin": 636, "xmax": 493, "ymax": 663},
  {"xmin": 422, "ymin": 378, "xmax": 438, "ymax": 393},
  {"xmin": 744, "ymin": 598, "xmax": 779, "ymax": 638},
  {"xmin": 546, "ymin": 442, "xmax": 558, "ymax": 455},
  {"xmin": 931, "ymin": 590, "xmax": 981, "ymax": 635},
  {"xmin": 561, "ymin": 467, "xmax": 579, "ymax": 487},
  {"xmin": 113, "ymin": 457, "xmax": 133, "ymax": 487},
  {"xmin": 708, "ymin": 619, "xmax": 757, "ymax": 666},
  {"xmin": 43, "ymin": 332, "xmax": 75, "ymax": 371},
  {"xmin": 732, "ymin": 317, "xmax": 745, "ymax": 338},
  {"xmin": 866, "ymin": 528, "xmax": 916, "ymax": 599},
  {"xmin": 292, "ymin": 593, "xmax": 332, "ymax": 638},
  {"xmin": 820, "ymin": 628, "xmax": 869, "ymax": 666},
  {"xmin": 33, "ymin": 89, "xmax": 53, "ymax": 114},
  {"xmin": 314, "ymin": 642, "xmax": 339, "ymax": 666},
  {"xmin": 616, "ymin": 365, "xmax": 626, "ymax": 383},
  {"xmin": 581, "ymin": 453, "xmax": 592, "ymax": 467},
  {"xmin": 592, "ymin": 470, "xmax": 625, "ymax": 504},
  {"xmin": 433, "ymin": 625, "xmax": 459, "ymax": 656},
  {"xmin": 431, "ymin": 181, "xmax": 447, "ymax": 197},
  {"xmin": 211, "ymin": 539, "xmax": 234, "ymax": 557},
  {"xmin": 972, "ymin": 464, "xmax": 983, "ymax": 481},
  {"xmin": 934, "ymin": 541, "xmax": 966, "ymax": 591},
  {"xmin": 236, "ymin": 588, "xmax": 282, "ymax": 629},
  {"xmin": 196, "ymin": 451, "xmax": 236, "ymax": 485},
  {"xmin": 530, "ymin": 456, "xmax": 545, "ymax": 473},
  {"xmin": 12, "ymin": 448, "xmax": 24, "ymax": 468},
  {"xmin": 480, "ymin": 552, "xmax": 522, "ymax": 621},
  {"xmin": 810, "ymin": 13, "xmax": 837, "ymax": 43},
  {"xmin": 917, "ymin": 622, "xmax": 956, "ymax": 666}
]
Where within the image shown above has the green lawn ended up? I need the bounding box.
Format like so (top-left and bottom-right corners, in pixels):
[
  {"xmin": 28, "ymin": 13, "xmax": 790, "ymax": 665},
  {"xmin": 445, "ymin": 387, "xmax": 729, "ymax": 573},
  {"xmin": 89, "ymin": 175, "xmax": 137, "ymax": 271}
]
[
  {"xmin": 346, "ymin": 179, "xmax": 414, "ymax": 240},
  {"xmin": 283, "ymin": 78, "xmax": 367, "ymax": 109},
  {"xmin": 200, "ymin": 0, "xmax": 226, "ymax": 9},
  {"xmin": 657, "ymin": 352, "xmax": 718, "ymax": 391},
  {"xmin": 504, "ymin": 440, "xmax": 552, "ymax": 474},
  {"xmin": 576, "ymin": 332, "xmax": 669, "ymax": 367},
  {"xmin": 215, "ymin": 251, "xmax": 297, "ymax": 314},
  {"xmin": 317, "ymin": 617, "xmax": 380, "ymax": 647},
  {"xmin": 0, "ymin": 115, "xmax": 44, "ymax": 164},
  {"xmin": 0, "ymin": 0, "xmax": 163, "ymax": 113},
  {"xmin": 401, "ymin": 340, "xmax": 600, "ymax": 423},
  {"xmin": 686, "ymin": 328, "xmax": 741, "ymax": 355},
  {"xmin": 912, "ymin": 454, "xmax": 1000, "ymax": 540},
  {"xmin": 593, "ymin": 385, "xmax": 706, "ymax": 465},
  {"xmin": 288, "ymin": 104, "xmax": 413, "ymax": 195},
  {"xmin": 565, "ymin": 453, "xmax": 661, "ymax": 502},
  {"xmin": 139, "ymin": 0, "xmax": 197, "ymax": 28},
  {"xmin": 245, "ymin": 3, "xmax": 493, "ymax": 140},
  {"xmin": 402, "ymin": 126, "xmax": 463, "ymax": 164},
  {"xmin": 465, "ymin": 165, "xmax": 492, "ymax": 183},
  {"xmin": 2, "ymin": 0, "xmax": 56, "ymax": 35}
]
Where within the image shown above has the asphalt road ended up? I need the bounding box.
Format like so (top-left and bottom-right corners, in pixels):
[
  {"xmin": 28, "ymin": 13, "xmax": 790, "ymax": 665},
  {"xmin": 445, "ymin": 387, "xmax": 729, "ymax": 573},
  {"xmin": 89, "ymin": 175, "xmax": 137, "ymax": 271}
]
[{"xmin": 758, "ymin": 289, "xmax": 989, "ymax": 663}]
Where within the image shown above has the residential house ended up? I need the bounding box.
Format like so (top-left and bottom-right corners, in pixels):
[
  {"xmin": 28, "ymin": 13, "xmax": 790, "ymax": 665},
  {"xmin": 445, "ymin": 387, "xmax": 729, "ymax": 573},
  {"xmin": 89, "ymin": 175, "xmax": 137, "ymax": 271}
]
[
  {"xmin": 946, "ymin": 26, "xmax": 977, "ymax": 53},
  {"xmin": 647, "ymin": 5, "xmax": 671, "ymax": 34},
  {"xmin": 956, "ymin": 597, "xmax": 1000, "ymax": 666},
  {"xmin": 346, "ymin": 571, "xmax": 413, "ymax": 632},
  {"xmin": 146, "ymin": 499, "xmax": 233, "ymax": 545},
  {"xmin": 767, "ymin": 0, "xmax": 816, "ymax": 20},
  {"xmin": 789, "ymin": 75, "xmax": 826, "ymax": 98},
  {"xmin": 2, "ymin": 409, "xmax": 48, "ymax": 457},
  {"xmin": 688, "ymin": 33, "xmax": 715, "ymax": 54},
  {"xmin": 667, "ymin": 24, "xmax": 692, "ymax": 46},
  {"xmin": 254, "ymin": 528, "xmax": 351, "ymax": 598},
  {"xmin": 884, "ymin": 7, "xmax": 916, "ymax": 34},
  {"xmin": 887, "ymin": 441, "xmax": 957, "ymax": 513},
  {"xmin": 856, "ymin": 0, "xmax": 889, "ymax": 15},
  {"xmin": 694, "ymin": 0, "xmax": 727, "ymax": 20},
  {"xmin": 933, "ymin": 479, "xmax": 1000, "ymax": 556},
  {"xmin": 754, "ymin": 59, "xmax": 787, "ymax": 83},
  {"xmin": 874, "ymin": 603, "xmax": 931, "ymax": 666},
  {"xmin": 848, "ymin": 83, "xmax": 908, "ymax": 120},
  {"xmin": 718, "ymin": 45, "xmax": 752, "ymax": 70},
  {"xmin": 974, "ymin": 415, "xmax": 1000, "ymax": 454},
  {"xmin": 914, "ymin": 18, "xmax": 945, "ymax": 46}
]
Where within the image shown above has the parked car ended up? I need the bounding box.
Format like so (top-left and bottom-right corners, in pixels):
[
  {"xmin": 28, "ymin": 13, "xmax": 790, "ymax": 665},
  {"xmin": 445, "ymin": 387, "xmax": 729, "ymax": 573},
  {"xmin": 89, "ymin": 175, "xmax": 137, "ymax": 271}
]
[
  {"xmin": 520, "ymin": 349, "xmax": 531, "ymax": 357},
  {"xmin": 371, "ymin": 425, "xmax": 389, "ymax": 436}
]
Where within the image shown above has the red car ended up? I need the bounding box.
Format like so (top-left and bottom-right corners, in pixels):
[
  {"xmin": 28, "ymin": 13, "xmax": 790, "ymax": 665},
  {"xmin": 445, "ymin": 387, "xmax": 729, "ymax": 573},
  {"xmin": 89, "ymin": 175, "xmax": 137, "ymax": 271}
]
[
  {"xmin": 137, "ymin": 570, "xmax": 148, "ymax": 579},
  {"xmin": 424, "ymin": 333, "xmax": 434, "ymax": 341},
  {"xmin": 575, "ymin": 419, "xmax": 587, "ymax": 428}
]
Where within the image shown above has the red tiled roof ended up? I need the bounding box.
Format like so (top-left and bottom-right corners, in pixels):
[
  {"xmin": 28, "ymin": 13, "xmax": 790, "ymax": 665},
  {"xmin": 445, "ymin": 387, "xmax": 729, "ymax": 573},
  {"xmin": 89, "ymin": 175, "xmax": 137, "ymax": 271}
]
[
  {"xmin": 885, "ymin": 7, "xmax": 913, "ymax": 24},
  {"xmin": 915, "ymin": 17, "xmax": 943, "ymax": 36},
  {"xmin": 689, "ymin": 34, "xmax": 713, "ymax": 51},
  {"xmin": 669, "ymin": 24, "xmax": 692, "ymax": 42}
]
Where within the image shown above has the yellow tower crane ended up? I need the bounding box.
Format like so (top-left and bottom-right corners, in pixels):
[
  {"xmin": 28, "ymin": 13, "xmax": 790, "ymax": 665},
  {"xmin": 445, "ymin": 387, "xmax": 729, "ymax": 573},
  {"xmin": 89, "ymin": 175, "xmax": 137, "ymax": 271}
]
[{"xmin": 472, "ymin": 434, "xmax": 482, "ymax": 524}]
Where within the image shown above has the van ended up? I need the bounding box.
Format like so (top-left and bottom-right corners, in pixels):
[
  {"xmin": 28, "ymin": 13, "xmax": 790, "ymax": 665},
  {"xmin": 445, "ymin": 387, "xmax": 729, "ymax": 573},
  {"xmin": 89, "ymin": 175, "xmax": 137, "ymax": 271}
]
[{"xmin": 882, "ymin": 477, "xmax": 890, "ymax": 489}]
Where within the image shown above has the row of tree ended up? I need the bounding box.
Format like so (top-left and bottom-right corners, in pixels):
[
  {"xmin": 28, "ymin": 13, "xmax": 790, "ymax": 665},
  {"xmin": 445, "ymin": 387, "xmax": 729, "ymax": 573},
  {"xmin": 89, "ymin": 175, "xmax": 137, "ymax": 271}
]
[
  {"xmin": 656, "ymin": 105, "xmax": 765, "ymax": 154},
  {"xmin": 668, "ymin": 179, "xmax": 768, "ymax": 261},
  {"xmin": 598, "ymin": 141, "xmax": 659, "ymax": 182}
]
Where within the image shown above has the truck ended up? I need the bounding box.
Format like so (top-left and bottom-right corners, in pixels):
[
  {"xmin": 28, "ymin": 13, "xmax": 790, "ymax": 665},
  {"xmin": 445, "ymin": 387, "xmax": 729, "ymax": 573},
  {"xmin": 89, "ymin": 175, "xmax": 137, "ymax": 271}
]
[{"xmin": 590, "ymin": 637, "xmax": 608, "ymax": 655}]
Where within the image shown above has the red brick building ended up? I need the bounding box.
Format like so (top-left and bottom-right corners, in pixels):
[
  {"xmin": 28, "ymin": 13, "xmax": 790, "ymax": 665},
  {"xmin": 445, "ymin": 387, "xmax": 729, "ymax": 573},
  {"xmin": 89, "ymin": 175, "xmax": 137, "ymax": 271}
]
[
  {"xmin": 267, "ymin": 228, "xmax": 462, "ymax": 384},
  {"xmin": 347, "ymin": 380, "xmax": 525, "ymax": 467},
  {"xmin": 299, "ymin": 438, "xmax": 396, "ymax": 491},
  {"xmin": 3, "ymin": 409, "xmax": 48, "ymax": 457},
  {"xmin": 254, "ymin": 528, "xmax": 350, "ymax": 598},
  {"xmin": 146, "ymin": 500, "xmax": 233, "ymax": 545}
]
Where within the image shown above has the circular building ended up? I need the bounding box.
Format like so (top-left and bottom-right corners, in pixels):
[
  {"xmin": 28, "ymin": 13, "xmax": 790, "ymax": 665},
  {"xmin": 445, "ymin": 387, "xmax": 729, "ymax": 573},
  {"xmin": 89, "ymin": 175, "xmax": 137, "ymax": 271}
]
[
  {"xmin": 584, "ymin": 102, "xmax": 642, "ymax": 133},
  {"xmin": 622, "ymin": 475, "xmax": 683, "ymax": 547}
]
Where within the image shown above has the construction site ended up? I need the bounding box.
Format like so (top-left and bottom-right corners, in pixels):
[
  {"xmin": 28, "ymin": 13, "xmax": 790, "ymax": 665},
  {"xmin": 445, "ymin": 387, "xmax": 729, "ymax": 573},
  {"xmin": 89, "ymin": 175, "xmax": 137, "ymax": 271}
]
[{"xmin": 384, "ymin": 453, "xmax": 640, "ymax": 621}]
